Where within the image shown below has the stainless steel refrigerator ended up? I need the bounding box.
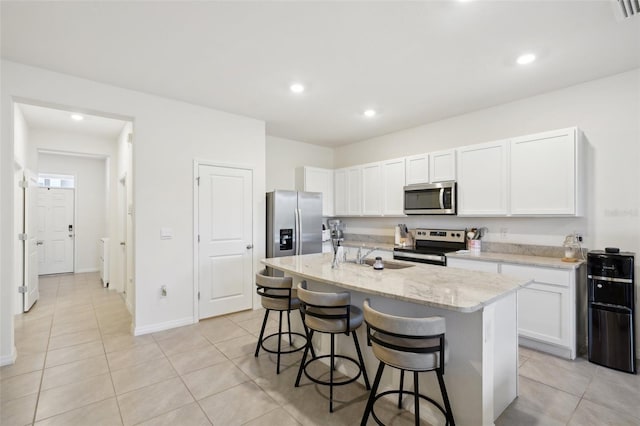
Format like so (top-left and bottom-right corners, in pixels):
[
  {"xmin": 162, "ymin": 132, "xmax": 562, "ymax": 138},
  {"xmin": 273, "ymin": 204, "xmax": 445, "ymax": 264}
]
[{"xmin": 266, "ymin": 190, "xmax": 322, "ymax": 274}]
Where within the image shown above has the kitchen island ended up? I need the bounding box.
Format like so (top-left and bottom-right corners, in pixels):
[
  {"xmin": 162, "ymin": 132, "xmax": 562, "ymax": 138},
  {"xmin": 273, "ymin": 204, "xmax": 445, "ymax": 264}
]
[{"xmin": 262, "ymin": 253, "xmax": 531, "ymax": 426}]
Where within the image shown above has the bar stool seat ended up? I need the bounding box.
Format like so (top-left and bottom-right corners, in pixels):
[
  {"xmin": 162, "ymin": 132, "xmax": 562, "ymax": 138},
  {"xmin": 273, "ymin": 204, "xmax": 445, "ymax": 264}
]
[
  {"xmin": 254, "ymin": 270, "xmax": 310, "ymax": 374},
  {"xmin": 361, "ymin": 299, "xmax": 455, "ymax": 426},
  {"xmin": 295, "ymin": 281, "xmax": 371, "ymax": 413}
]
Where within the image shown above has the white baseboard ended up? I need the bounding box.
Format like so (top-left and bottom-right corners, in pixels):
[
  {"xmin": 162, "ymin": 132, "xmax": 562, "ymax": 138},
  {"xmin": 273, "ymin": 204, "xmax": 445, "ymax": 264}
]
[
  {"xmin": 75, "ymin": 268, "xmax": 99, "ymax": 274},
  {"xmin": 0, "ymin": 346, "xmax": 17, "ymax": 366},
  {"xmin": 133, "ymin": 317, "xmax": 196, "ymax": 336}
]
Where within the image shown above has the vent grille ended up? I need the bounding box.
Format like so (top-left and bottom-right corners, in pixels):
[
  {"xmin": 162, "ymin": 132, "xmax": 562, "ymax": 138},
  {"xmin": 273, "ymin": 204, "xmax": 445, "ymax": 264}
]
[{"xmin": 614, "ymin": 0, "xmax": 640, "ymax": 19}]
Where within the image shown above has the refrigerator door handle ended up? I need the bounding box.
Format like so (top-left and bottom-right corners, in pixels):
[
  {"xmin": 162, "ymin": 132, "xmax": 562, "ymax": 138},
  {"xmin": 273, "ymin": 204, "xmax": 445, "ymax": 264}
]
[
  {"xmin": 298, "ymin": 208, "xmax": 303, "ymax": 255},
  {"xmin": 294, "ymin": 208, "xmax": 301, "ymax": 255}
]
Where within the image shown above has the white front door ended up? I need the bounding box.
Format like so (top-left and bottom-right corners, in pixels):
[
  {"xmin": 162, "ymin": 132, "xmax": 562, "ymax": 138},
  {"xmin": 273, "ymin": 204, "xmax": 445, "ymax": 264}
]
[
  {"xmin": 37, "ymin": 188, "xmax": 74, "ymax": 275},
  {"xmin": 198, "ymin": 164, "xmax": 253, "ymax": 319},
  {"xmin": 23, "ymin": 170, "xmax": 39, "ymax": 312}
]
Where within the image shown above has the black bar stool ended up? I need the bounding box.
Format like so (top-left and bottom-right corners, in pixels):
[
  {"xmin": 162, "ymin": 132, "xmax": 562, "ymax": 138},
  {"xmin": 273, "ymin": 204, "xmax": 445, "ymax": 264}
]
[
  {"xmin": 361, "ymin": 299, "xmax": 455, "ymax": 426},
  {"xmin": 254, "ymin": 270, "xmax": 309, "ymax": 374},
  {"xmin": 295, "ymin": 281, "xmax": 371, "ymax": 412}
]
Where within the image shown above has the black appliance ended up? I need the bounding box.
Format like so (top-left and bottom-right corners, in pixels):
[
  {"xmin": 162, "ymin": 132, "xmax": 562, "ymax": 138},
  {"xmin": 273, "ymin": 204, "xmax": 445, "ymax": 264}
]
[
  {"xmin": 587, "ymin": 250, "xmax": 636, "ymax": 374},
  {"xmin": 393, "ymin": 228, "xmax": 466, "ymax": 266}
]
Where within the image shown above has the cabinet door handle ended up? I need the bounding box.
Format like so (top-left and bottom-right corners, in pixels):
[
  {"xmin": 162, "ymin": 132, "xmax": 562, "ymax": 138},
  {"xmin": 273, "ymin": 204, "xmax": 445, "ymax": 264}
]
[{"xmin": 36, "ymin": 240, "xmax": 44, "ymax": 246}]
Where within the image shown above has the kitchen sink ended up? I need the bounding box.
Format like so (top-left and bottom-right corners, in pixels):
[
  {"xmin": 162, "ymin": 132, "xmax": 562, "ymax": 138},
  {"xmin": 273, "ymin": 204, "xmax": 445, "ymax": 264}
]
[{"xmin": 362, "ymin": 258, "xmax": 414, "ymax": 270}]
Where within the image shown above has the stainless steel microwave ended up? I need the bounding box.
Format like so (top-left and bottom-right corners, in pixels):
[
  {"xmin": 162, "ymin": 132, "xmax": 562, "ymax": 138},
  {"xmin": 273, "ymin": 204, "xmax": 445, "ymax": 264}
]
[{"xmin": 403, "ymin": 181, "xmax": 457, "ymax": 215}]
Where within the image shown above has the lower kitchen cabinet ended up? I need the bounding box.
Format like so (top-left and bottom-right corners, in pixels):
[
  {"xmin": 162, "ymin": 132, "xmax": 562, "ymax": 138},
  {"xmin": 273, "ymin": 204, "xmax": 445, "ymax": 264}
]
[
  {"xmin": 447, "ymin": 257, "xmax": 581, "ymax": 359},
  {"xmin": 502, "ymin": 264, "xmax": 577, "ymax": 359}
]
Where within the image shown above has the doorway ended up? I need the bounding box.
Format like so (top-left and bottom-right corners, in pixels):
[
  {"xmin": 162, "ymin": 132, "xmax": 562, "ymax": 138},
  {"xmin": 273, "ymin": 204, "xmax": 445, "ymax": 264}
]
[
  {"xmin": 13, "ymin": 102, "xmax": 134, "ymax": 318},
  {"xmin": 197, "ymin": 163, "xmax": 254, "ymax": 319}
]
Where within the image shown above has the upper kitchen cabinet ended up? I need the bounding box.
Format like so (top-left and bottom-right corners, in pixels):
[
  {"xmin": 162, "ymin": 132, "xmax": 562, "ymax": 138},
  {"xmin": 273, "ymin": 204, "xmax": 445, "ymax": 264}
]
[
  {"xmin": 347, "ymin": 166, "xmax": 363, "ymax": 215},
  {"xmin": 405, "ymin": 154, "xmax": 429, "ymax": 185},
  {"xmin": 334, "ymin": 168, "xmax": 348, "ymax": 216},
  {"xmin": 382, "ymin": 158, "xmax": 406, "ymax": 216},
  {"xmin": 457, "ymin": 140, "xmax": 509, "ymax": 216},
  {"xmin": 429, "ymin": 149, "xmax": 456, "ymax": 182},
  {"xmin": 362, "ymin": 162, "xmax": 383, "ymax": 215},
  {"xmin": 296, "ymin": 166, "xmax": 334, "ymax": 216},
  {"xmin": 510, "ymin": 127, "xmax": 583, "ymax": 216}
]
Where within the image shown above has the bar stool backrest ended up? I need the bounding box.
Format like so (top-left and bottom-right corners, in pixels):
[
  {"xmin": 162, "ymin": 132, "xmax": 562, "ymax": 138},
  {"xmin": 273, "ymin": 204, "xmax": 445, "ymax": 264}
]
[
  {"xmin": 297, "ymin": 281, "xmax": 352, "ymax": 333},
  {"xmin": 256, "ymin": 270, "xmax": 294, "ymax": 311},
  {"xmin": 363, "ymin": 299, "xmax": 447, "ymax": 372}
]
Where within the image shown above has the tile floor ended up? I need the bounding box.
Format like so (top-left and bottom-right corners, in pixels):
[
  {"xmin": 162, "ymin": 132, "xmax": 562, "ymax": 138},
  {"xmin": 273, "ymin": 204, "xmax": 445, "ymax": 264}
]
[{"xmin": 1, "ymin": 272, "xmax": 639, "ymax": 425}]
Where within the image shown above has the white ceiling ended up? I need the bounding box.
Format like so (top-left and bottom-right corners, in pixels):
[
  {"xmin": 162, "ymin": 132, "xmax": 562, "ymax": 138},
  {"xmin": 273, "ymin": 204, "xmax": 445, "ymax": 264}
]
[
  {"xmin": 18, "ymin": 103, "xmax": 129, "ymax": 140},
  {"xmin": 2, "ymin": 1, "xmax": 639, "ymax": 147}
]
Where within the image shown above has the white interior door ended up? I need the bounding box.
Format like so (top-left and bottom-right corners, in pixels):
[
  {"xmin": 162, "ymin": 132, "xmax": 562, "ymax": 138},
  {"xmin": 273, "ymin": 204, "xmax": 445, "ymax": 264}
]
[
  {"xmin": 198, "ymin": 164, "xmax": 253, "ymax": 319},
  {"xmin": 37, "ymin": 188, "xmax": 75, "ymax": 275},
  {"xmin": 23, "ymin": 170, "xmax": 39, "ymax": 312}
]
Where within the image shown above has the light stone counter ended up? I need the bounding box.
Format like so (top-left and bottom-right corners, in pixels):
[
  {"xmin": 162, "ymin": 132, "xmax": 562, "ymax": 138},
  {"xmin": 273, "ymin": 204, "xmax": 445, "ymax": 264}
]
[
  {"xmin": 262, "ymin": 252, "xmax": 525, "ymax": 425},
  {"xmin": 262, "ymin": 253, "xmax": 528, "ymax": 313},
  {"xmin": 446, "ymin": 250, "xmax": 585, "ymax": 270}
]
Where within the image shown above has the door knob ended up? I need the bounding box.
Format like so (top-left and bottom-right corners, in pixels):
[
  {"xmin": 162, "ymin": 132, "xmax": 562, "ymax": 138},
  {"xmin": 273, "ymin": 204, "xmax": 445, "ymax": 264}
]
[
  {"xmin": 246, "ymin": 244, "xmax": 254, "ymax": 249},
  {"xmin": 120, "ymin": 241, "xmax": 126, "ymax": 246}
]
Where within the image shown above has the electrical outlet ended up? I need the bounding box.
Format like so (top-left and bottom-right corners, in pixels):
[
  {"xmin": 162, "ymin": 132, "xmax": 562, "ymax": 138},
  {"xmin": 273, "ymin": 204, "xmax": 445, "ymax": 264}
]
[
  {"xmin": 500, "ymin": 228, "xmax": 508, "ymax": 239},
  {"xmin": 575, "ymin": 233, "xmax": 583, "ymax": 243}
]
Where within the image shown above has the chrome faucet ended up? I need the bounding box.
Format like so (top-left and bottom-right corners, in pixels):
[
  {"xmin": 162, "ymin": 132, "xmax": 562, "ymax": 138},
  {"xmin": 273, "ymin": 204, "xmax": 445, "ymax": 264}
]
[{"xmin": 356, "ymin": 246, "xmax": 377, "ymax": 264}]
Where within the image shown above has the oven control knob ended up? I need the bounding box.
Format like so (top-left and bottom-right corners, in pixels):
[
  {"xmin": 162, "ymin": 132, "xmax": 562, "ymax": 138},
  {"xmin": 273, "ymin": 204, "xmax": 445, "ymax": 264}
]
[{"xmin": 597, "ymin": 284, "xmax": 603, "ymax": 288}]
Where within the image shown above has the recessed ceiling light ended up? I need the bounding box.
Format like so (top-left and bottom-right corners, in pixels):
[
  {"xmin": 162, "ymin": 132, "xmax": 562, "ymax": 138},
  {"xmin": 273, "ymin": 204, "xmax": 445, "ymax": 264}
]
[
  {"xmin": 70, "ymin": 114, "xmax": 84, "ymax": 121},
  {"xmin": 290, "ymin": 83, "xmax": 305, "ymax": 94},
  {"xmin": 363, "ymin": 109, "xmax": 377, "ymax": 118},
  {"xmin": 516, "ymin": 53, "xmax": 536, "ymax": 65}
]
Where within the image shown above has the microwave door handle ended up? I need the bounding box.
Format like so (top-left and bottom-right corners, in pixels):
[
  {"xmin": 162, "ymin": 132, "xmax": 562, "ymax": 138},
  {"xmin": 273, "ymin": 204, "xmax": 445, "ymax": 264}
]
[{"xmin": 439, "ymin": 188, "xmax": 445, "ymax": 210}]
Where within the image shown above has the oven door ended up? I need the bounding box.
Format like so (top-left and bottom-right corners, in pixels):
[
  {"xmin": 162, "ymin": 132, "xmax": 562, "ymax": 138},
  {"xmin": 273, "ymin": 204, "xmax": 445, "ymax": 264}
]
[
  {"xmin": 393, "ymin": 251, "xmax": 446, "ymax": 266},
  {"xmin": 403, "ymin": 182, "xmax": 456, "ymax": 215}
]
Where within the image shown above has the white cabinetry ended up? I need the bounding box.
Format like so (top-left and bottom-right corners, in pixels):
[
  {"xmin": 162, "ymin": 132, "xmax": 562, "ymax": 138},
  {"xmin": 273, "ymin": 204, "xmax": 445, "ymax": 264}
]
[
  {"xmin": 334, "ymin": 169, "xmax": 348, "ymax": 216},
  {"xmin": 501, "ymin": 264, "xmax": 576, "ymax": 358},
  {"xmin": 382, "ymin": 158, "xmax": 406, "ymax": 216},
  {"xmin": 510, "ymin": 127, "xmax": 582, "ymax": 216},
  {"xmin": 98, "ymin": 237, "xmax": 110, "ymax": 288},
  {"xmin": 362, "ymin": 162, "xmax": 382, "ymax": 215},
  {"xmin": 405, "ymin": 154, "xmax": 429, "ymax": 185},
  {"xmin": 457, "ymin": 140, "xmax": 509, "ymax": 216},
  {"xmin": 447, "ymin": 257, "xmax": 580, "ymax": 359},
  {"xmin": 430, "ymin": 149, "xmax": 456, "ymax": 182},
  {"xmin": 296, "ymin": 166, "xmax": 334, "ymax": 216},
  {"xmin": 347, "ymin": 166, "xmax": 362, "ymax": 215}
]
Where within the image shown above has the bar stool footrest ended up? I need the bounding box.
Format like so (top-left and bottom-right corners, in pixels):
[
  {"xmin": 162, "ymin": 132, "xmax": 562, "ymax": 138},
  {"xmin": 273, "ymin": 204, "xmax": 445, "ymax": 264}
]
[
  {"xmin": 369, "ymin": 390, "xmax": 450, "ymax": 426},
  {"xmin": 260, "ymin": 331, "xmax": 308, "ymax": 355},
  {"xmin": 302, "ymin": 354, "xmax": 363, "ymax": 387}
]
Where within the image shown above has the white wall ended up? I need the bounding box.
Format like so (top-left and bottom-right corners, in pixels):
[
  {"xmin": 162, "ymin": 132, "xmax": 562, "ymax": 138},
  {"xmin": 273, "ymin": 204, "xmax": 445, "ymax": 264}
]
[
  {"xmin": 1, "ymin": 60, "xmax": 266, "ymax": 363},
  {"xmin": 37, "ymin": 153, "xmax": 107, "ymax": 273},
  {"xmin": 266, "ymin": 135, "xmax": 334, "ymax": 191},
  {"xmin": 334, "ymin": 69, "xmax": 640, "ymax": 254}
]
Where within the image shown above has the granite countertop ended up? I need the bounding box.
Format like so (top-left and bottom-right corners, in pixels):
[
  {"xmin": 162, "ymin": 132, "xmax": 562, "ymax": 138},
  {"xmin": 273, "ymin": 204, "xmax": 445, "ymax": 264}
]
[
  {"xmin": 261, "ymin": 253, "xmax": 529, "ymax": 313},
  {"xmin": 446, "ymin": 251, "xmax": 585, "ymax": 270}
]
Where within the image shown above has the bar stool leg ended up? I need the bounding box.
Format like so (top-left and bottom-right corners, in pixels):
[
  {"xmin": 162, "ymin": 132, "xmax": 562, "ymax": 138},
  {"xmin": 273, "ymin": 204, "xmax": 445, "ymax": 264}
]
[
  {"xmin": 295, "ymin": 328, "xmax": 313, "ymax": 387},
  {"xmin": 437, "ymin": 370, "xmax": 455, "ymax": 426},
  {"xmin": 254, "ymin": 309, "xmax": 271, "ymax": 357},
  {"xmin": 277, "ymin": 311, "xmax": 283, "ymax": 374},
  {"xmin": 398, "ymin": 369, "xmax": 405, "ymax": 408},
  {"xmin": 361, "ymin": 361, "xmax": 385, "ymax": 426},
  {"xmin": 414, "ymin": 371, "xmax": 420, "ymax": 426},
  {"xmin": 330, "ymin": 333, "xmax": 335, "ymax": 412},
  {"xmin": 287, "ymin": 310, "xmax": 293, "ymax": 345},
  {"xmin": 352, "ymin": 331, "xmax": 370, "ymax": 389}
]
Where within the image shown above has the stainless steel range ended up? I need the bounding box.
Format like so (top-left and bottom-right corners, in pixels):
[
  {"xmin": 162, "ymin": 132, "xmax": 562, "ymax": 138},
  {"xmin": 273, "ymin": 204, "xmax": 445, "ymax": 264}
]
[{"xmin": 393, "ymin": 228, "xmax": 467, "ymax": 266}]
